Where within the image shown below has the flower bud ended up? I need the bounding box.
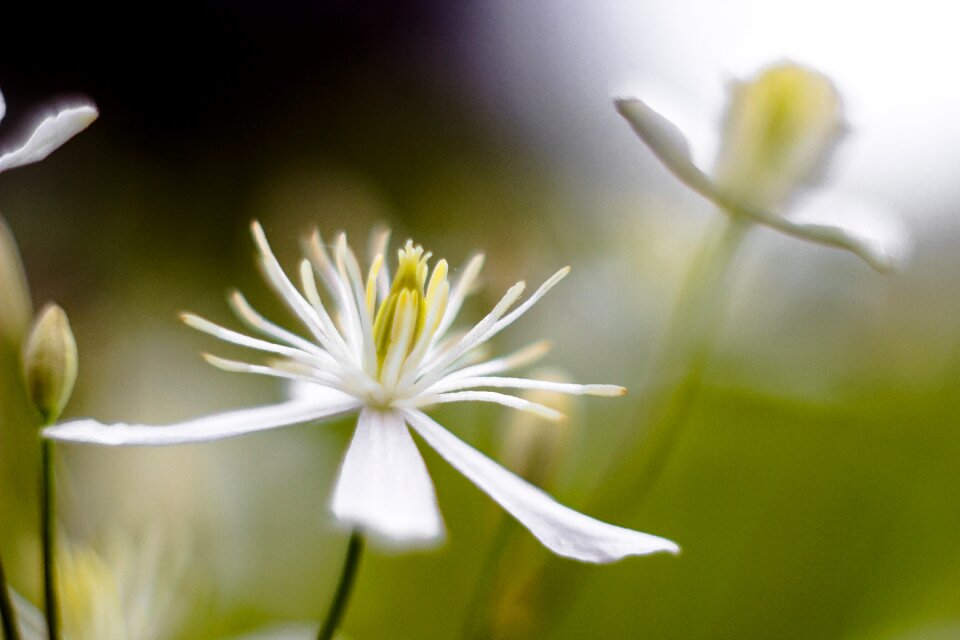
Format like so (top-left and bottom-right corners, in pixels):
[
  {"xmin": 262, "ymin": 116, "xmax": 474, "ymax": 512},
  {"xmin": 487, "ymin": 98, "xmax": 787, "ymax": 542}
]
[
  {"xmin": 22, "ymin": 303, "xmax": 78, "ymax": 423},
  {"xmin": 713, "ymin": 62, "xmax": 843, "ymax": 211},
  {"xmin": 0, "ymin": 216, "xmax": 32, "ymax": 344}
]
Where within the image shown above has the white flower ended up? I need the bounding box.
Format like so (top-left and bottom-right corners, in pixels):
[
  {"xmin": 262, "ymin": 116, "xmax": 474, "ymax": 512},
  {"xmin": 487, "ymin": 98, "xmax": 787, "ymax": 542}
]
[
  {"xmin": 44, "ymin": 223, "xmax": 679, "ymax": 563},
  {"xmin": 0, "ymin": 89, "xmax": 98, "ymax": 174},
  {"xmin": 615, "ymin": 62, "xmax": 910, "ymax": 272}
]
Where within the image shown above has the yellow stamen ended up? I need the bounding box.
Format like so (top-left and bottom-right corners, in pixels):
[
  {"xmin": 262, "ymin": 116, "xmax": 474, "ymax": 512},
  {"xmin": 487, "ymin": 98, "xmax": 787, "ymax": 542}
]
[{"xmin": 372, "ymin": 241, "xmax": 447, "ymax": 376}]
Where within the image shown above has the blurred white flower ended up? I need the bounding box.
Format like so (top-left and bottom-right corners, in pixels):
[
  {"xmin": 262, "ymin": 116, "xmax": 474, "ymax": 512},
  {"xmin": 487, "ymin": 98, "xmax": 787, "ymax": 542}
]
[
  {"xmin": 13, "ymin": 535, "xmax": 189, "ymax": 640},
  {"xmin": 615, "ymin": 62, "xmax": 909, "ymax": 271},
  {"xmin": 0, "ymin": 89, "xmax": 97, "ymax": 174},
  {"xmin": 46, "ymin": 222, "xmax": 678, "ymax": 563}
]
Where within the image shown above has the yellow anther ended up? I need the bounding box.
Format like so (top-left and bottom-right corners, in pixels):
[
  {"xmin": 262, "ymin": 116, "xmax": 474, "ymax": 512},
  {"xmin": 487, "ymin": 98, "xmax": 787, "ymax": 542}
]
[{"xmin": 372, "ymin": 241, "xmax": 443, "ymax": 375}]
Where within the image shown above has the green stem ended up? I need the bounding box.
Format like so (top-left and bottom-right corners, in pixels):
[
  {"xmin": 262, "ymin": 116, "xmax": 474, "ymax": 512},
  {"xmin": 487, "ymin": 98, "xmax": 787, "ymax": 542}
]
[
  {"xmin": 594, "ymin": 215, "xmax": 749, "ymax": 514},
  {"xmin": 471, "ymin": 217, "xmax": 751, "ymax": 640},
  {"xmin": 460, "ymin": 516, "xmax": 515, "ymax": 640},
  {"xmin": 317, "ymin": 531, "xmax": 364, "ymax": 640},
  {"xmin": 0, "ymin": 554, "xmax": 21, "ymax": 640},
  {"xmin": 40, "ymin": 440, "xmax": 58, "ymax": 640}
]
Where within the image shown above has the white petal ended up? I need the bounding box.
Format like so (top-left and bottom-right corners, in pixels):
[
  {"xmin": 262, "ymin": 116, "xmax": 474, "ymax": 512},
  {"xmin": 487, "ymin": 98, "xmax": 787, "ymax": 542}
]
[
  {"xmin": 331, "ymin": 409, "xmax": 444, "ymax": 545},
  {"xmin": 409, "ymin": 390, "xmax": 566, "ymax": 422},
  {"xmin": 0, "ymin": 90, "xmax": 6, "ymax": 123},
  {"xmin": 614, "ymin": 97, "xmax": 721, "ymax": 201},
  {"xmin": 43, "ymin": 397, "xmax": 360, "ymax": 446},
  {"xmin": 0, "ymin": 104, "xmax": 98, "ymax": 173},
  {"xmin": 229, "ymin": 290, "xmax": 332, "ymax": 357},
  {"xmin": 425, "ymin": 375, "xmax": 625, "ymax": 397},
  {"xmin": 779, "ymin": 190, "xmax": 912, "ymax": 272},
  {"xmin": 404, "ymin": 410, "xmax": 679, "ymax": 563},
  {"xmin": 433, "ymin": 253, "xmax": 485, "ymax": 341},
  {"xmin": 414, "ymin": 281, "xmax": 526, "ymax": 389},
  {"xmin": 228, "ymin": 623, "xmax": 316, "ymax": 640},
  {"xmin": 11, "ymin": 590, "xmax": 46, "ymax": 640},
  {"xmin": 441, "ymin": 340, "xmax": 551, "ymax": 381}
]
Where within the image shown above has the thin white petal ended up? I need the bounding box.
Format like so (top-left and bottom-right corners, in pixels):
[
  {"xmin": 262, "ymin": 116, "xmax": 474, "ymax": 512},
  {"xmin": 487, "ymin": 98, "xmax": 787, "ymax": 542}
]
[
  {"xmin": 335, "ymin": 234, "xmax": 376, "ymax": 369},
  {"xmin": 475, "ymin": 267, "xmax": 570, "ymax": 348},
  {"xmin": 405, "ymin": 410, "xmax": 679, "ymax": 563},
  {"xmin": 778, "ymin": 190, "xmax": 911, "ymax": 272},
  {"xmin": 303, "ymin": 230, "xmax": 363, "ymax": 354},
  {"xmin": 228, "ymin": 290, "xmax": 331, "ymax": 358},
  {"xmin": 331, "ymin": 409, "xmax": 444, "ymax": 545},
  {"xmin": 181, "ymin": 313, "xmax": 323, "ymax": 364},
  {"xmin": 0, "ymin": 91, "xmax": 6, "ymax": 123},
  {"xmin": 12, "ymin": 590, "xmax": 46, "ymax": 640},
  {"xmin": 426, "ymin": 376, "xmax": 625, "ymax": 397},
  {"xmin": 409, "ymin": 390, "xmax": 566, "ymax": 422},
  {"xmin": 228, "ymin": 623, "xmax": 316, "ymax": 640},
  {"xmin": 614, "ymin": 97, "xmax": 720, "ymax": 201},
  {"xmin": 440, "ymin": 340, "xmax": 551, "ymax": 381},
  {"xmin": 0, "ymin": 104, "xmax": 98, "ymax": 173},
  {"xmin": 43, "ymin": 397, "xmax": 359, "ymax": 446},
  {"xmin": 367, "ymin": 226, "xmax": 392, "ymax": 300},
  {"xmin": 201, "ymin": 354, "xmax": 345, "ymax": 390},
  {"xmin": 433, "ymin": 253, "xmax": 485, "ymax": 341},
  {"xmin": 414, "ymin": 281, "xmax": 526, "ymax": 390},
  {"xmin": 296, "ymin": 260, "xmax": 359, "ymax": 363},
  {"xmin": 251, "ymin": 222, "xmax": 350, "ymax": 358}
]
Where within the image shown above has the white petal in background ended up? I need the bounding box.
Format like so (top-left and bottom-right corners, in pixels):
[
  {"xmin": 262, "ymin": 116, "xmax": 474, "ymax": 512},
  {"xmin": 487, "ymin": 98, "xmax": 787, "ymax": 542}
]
[
  {"xmin": 0, "ymin": 103, "xmax": 98, "ymax": 173},
  {"xmin": 11, "ymin": 590, "xmax": 46, "ymax": 640},
  {"xmin": 404, "ymin": 409, "xmax": 679, "ymax": 563},
  {"xmin": 331, "ymin": 409, "xmax": 444, "ymax": 545},
  {"xmin": 43, "ymin": 397, "xmax": 360, "ymax": 446},
  {"xmin": 785, "ymin": 190, "xmax": 912, "ymax": 272},
  {"xmin": 227, "ymin": 623, "xmax": 320, "ymax": 640}
]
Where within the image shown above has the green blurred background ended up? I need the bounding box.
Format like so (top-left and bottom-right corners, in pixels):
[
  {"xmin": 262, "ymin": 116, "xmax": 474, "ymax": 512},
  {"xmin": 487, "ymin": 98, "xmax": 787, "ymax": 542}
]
[{"xmin": 1, "ymin": 1, "xmax": 959, "ymax": 638}]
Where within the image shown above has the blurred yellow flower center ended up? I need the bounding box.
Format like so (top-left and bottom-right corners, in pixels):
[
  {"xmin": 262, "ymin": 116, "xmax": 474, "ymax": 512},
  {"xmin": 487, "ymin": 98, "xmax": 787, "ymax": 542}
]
[
  {"xmin": 736, "ymin": 65, "xmax": 838, "ymax": 167},
  {"xmin": 714, "ymin": 62, "xmax": 842, "ymax": 209}
]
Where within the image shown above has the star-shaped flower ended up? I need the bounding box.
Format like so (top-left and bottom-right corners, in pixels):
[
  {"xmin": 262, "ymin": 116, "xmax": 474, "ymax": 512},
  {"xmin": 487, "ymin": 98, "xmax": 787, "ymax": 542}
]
[
  {"xmin": 615, "ymin": 62, "xmax": 909, "ymax": 272},
  {"xmin": 0, "ymin": 89, "xmax": 97, "ymax": 175},
  {"xmin": 45, "ymin": 223, "xmax": 678, "ymax": 563}
]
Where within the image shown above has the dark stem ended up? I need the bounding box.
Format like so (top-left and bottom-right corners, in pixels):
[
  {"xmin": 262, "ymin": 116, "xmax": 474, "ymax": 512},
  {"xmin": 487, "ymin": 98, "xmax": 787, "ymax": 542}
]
[
  {"xmin": 317, "ymin": 530, "xmax": 364, "ymax": 640},
  {"xmin": 40, "ymin": 440, "xmax": 58, "ymax": 640},
  {"xmin": 0, "ymin": 554, "xmax": 21, "ymax": 640}
]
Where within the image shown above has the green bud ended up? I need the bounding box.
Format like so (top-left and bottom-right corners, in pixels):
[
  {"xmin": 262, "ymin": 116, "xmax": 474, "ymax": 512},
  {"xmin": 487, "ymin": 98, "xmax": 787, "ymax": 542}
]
[
  {"xmin": 713, "ymin": 62, "xmax": 843, "ymax": 210},
  {"xmin": 22, "ymin": 303, "xmax": 78, "ymax": 423},
  {"xmin": 0, "ymin": 215, "xmax": 33, "ymax": 345}
]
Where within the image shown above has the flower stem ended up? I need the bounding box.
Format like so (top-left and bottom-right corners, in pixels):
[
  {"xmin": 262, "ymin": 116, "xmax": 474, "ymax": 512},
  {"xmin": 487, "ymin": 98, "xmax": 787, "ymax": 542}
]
[
  {"xmin": 317, "ymin": 530, "xmax": 364, "ymax": 640},
  {"xmin": 595, "ymin": 214, "xmax": 749, "ymax": 514},
  {"xmin": 40, "ymin": 440, "xmax": 59, "ymax": 640},
  {"xmin": 460, "ymin": 515, "xmax": 515, "ymax": 639},
  {"xmin": 0, "ymin": 553, "xmax": 22, "ymax": 640},
  {"xmin": 468, "ymin": 217, "xmax": 751, "ymax": 640}
]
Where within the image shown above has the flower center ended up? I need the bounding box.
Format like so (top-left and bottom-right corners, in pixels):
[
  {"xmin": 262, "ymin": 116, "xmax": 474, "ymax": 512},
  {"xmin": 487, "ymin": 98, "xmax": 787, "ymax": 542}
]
[{"xmin": 371, "ymin": 241, "xmax": 449, "ymax": 385}]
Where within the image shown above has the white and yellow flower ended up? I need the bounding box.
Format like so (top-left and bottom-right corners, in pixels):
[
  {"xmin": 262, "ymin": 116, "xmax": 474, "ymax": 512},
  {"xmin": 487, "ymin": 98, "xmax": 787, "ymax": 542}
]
[
  {"xmin": 615, "ymin": 62, "xmax": 909, "ymax": 272},
  {"xmin": 44, "ymin": 223, "xmax": 678, "ymax": 563}
]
